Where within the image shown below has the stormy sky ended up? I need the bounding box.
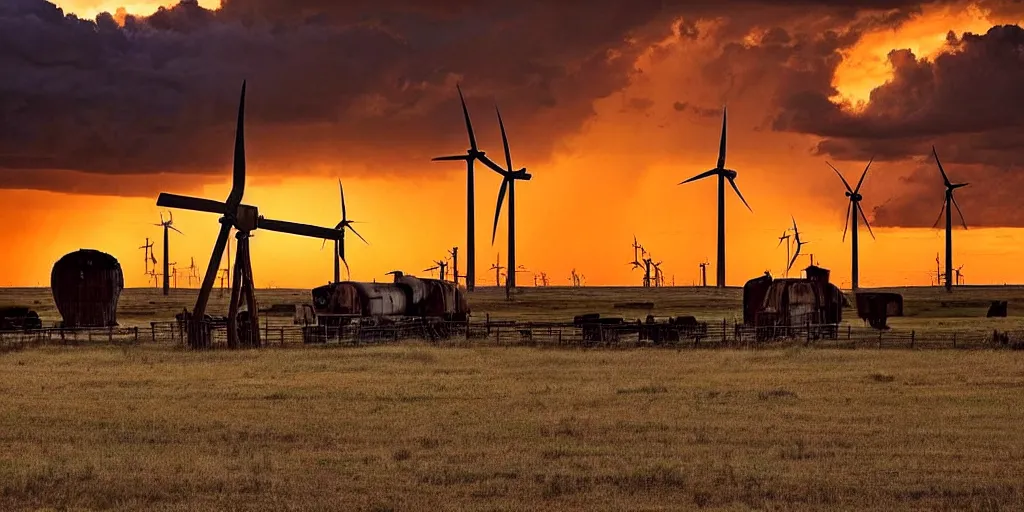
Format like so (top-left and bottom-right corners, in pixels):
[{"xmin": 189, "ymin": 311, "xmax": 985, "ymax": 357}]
[{"xmin": 3, "ymin": 0, "xmax": 1024, "ymax": 227}]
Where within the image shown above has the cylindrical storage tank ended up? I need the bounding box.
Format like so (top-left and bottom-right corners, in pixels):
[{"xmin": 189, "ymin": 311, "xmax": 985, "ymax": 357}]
[
  {"xmin": 355, "ymin": 283, "xmax": 409, "ymax": 316},
  {"xmin": 50, "ymin": 249, "xmax": 124, "ymax": 328}
]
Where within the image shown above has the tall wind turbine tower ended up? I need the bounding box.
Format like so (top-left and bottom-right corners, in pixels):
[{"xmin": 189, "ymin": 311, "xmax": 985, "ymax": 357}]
[
  {"xmin": 931, "ymin": 147, "xmax": 968, "ymax": 293},
  {"xmin": 678, "ymin": 107, "xmax": 752, "ymax": 287},
  {"xmin": 484, "ymin": 105, "xmax": 531, "ymax": 295},
  {"xmin": 433, "ymin": 85, "xmax": 489, "ymax": 291},
  {"xmin": 155, "ymin": 212, "xmax": 183, "ymax": 296},
  {"xmin": 827, "ymin": 158, "xmax": 875, "ymax": 289}
]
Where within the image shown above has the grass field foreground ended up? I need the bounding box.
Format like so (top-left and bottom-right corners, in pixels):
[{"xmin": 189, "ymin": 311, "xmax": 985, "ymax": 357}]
[{"xmin": 0, "ymin": 345, "xmax": 1022, "ymax": 510}]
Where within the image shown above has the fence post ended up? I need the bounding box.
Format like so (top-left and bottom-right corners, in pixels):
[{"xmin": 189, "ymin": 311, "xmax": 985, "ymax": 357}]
[
  {"xmin": 878, "ymin": 329, "xmax": 882, "ymax": 349},
  {"xmin": 721, "ymin": 319, "xmax": 727, "ymax": 346},
  {"xmin": 108, "ymin": 326, "xmax": 113, "ymax": 343},
  {"xmin": 952, "ymin": 332, "xmax": 957, "ymax": 348},
  {"xmin": 847, "ymin": 324, "xmax": 851, "ymax": 339},
  {"xmin": 910, "ymin": 330, "xmax": 915, "ymax": 349},
  {"xmin": 134, "ymin": 327, "xmax": 139, "ymax": 344},
  {"xmin": 280, "ymin": 327, "xmax": 284, "ymax": 346}
]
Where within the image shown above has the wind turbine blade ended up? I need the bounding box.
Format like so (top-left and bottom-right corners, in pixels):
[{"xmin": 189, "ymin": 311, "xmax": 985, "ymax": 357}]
[
  {"xmin": 457, "ymin": 84, "xmax": 478, "ymax": 152},
  {"xmin": 717, "ymin": 106, "xmax": 727, "ymax": 169},
  {"xmin": 346, "ymin": 224, "xmax": 369, "ymax": 244},
  {"xmin": 826, "ymin": 162, "xmax": 853, "ymax": 193},
  {"xmin": 854, "ymin": 156, "xmax": 874, "ymax": 193},
  {"xmin": 169, "ymin": 225, "xmax": 184, "ymax": 235},
  {"xmin": 727, "ymin": 177, "xmax": 752, "ymax": 211},
  {"xmin": 342, "ymin": 256, "xmax": 350, "ymax": 281},
  {"xmin": 496, "ymin": 105, "xmax": 513, "ymax": 172},
  {"xmin": 679, "ymin": 169, "xmax": 718, "ymax": 185},
  {"xmin": 857, "ymin": 203, "xmax": 875, "ymax": 240},
  {"xmin": 339, "ymin": 179, "xmax": 347, "ymax": 221},
  {"xmin": 951, "ymin": 194, "xmax": 968, "ymax": 229},
  {"xmin": 227, "ymin": 81, "xmax": 246, "ymax": 208},
  {"xmin": 477, "ymin": 154, "xmax": 510, "ymax": 177},
  {"xmin": 932, "ymin": 146, "xmax": 951, "ymax": 187},
  {"xmin": 432, "ymin": 155, "xmax": 468, "ymax": 162},
  {"xmin": 320, "ymin": 238, "xmax": 327, "ymax": 251},
  {"xmin": 788, "ymin": 247, "xmax": 800, "ymax": 273},
  {"xmin": 491, "ymin": 179, "xmax": 509, "ymax": 245},
  {"xmin": 157, "ymin": 193, "xmax": 226, "ymax": 214},
  {"xmin": 842, "ymin": 201, "xmax": 852, "ymax": 242},
  {"xmin": 258, "ymin": 218, "xmax": 342, "ymax": 240},
  {"xmin": 931, "ymin": 202, "xmax": 946, "ymax": 229}
]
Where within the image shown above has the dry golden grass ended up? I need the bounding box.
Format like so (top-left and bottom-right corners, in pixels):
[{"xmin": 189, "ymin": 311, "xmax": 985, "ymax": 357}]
[
  {"xmin": 2, "ymin": 285, "xmax": 1024, "ymax": 510},
  {"xmin": 1, "ymin": 345, "xmax": 1023, "ymax": 510}
]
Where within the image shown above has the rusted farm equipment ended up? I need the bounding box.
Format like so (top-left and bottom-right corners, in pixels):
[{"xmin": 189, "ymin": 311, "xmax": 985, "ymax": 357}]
[
  {"xmin": 743, "ymin": 266, "xmax": 847, "ymax": 341},
  {"xmin": 300, "ymin": 271, "xmax": 470, "ymax": 344},
  {"xmin": 0, "ymin": 307, "xmax": 42, "ymax": 332}
]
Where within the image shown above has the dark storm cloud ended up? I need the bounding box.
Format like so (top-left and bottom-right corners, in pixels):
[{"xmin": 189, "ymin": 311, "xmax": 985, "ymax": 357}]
[
  {"xmin": 0, "ymin": 0, "xmax": 683, "ymax": 194},
  {"xmin": 0, "ymin": 0, "xmax": 998, "ymax": 199},
  {"xmin": 766, "ymin": 23, "xmax": 1024, "ymax": 227}
]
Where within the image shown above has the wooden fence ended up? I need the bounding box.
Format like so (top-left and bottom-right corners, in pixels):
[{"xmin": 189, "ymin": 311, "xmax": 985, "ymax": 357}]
[{"xmin": 2, "ymin": 318, "xmax": 1022, "ymax": 352}]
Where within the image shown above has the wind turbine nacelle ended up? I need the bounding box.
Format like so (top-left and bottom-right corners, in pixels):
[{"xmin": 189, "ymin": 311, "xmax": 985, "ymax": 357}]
[{"xmin": 236, "ymin": 204, "xmax": 260, "ymax": 232}]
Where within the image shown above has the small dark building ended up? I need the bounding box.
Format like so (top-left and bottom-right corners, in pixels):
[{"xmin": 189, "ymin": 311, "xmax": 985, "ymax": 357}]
[
  {"xmin": 50, "ymin": 249, "xmax": 124, "ymax": 328},
  {"xmin": 854, "ymin": 292, "xmax": 904, "ymax": 329}
]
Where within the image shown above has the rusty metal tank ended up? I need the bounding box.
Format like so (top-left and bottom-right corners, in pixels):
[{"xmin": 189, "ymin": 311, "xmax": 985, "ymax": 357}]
[{"xmin": 50, "ymin": 249, "xmax": 124, "ymax": 328}]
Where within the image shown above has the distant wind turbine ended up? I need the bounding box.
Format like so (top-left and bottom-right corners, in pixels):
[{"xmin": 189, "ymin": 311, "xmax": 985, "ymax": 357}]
[
  {"xmin": 678, "ymin": 107, "xmax": 752, "ymax": 287},
  {"xmin": 827, "ymin": 157, "xmax": 875, "ymax": 290},
  {"xmin": 930, "ymin": 146, "xmax": 968, "ymax": 293}
]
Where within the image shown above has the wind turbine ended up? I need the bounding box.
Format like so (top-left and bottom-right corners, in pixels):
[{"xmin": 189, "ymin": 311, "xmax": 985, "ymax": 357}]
[
  {"xmin": 827, "ymin": 158, "xmax": 875, "ymax": 290},
  {"xmin": 678, "ymin": 107, "xmax": 752, "ymax": 287},
  {"xmin": 155, "ymin": 212, "xmax": 183, "ymax": 296},
  {"xmin": 777, "ymin": 229, "xmax": 791, "ymax": 277},
  {"xmin": 788, "ymin": 217, "xmax": 809, "ymax": 274},
  {"xmin": 485, "ymin": 105, "xmax": 532, "ymax": 295},
  {"xmin": 432, "ymin": 84, "xmax": 489, "ymax": 292},
  {"xmin": 931, "ymin": 146, "xmax": 968, "ymax": 293},
  {"xmin": 489, "ymin": 254, "xmax": 505, "ymax": 287},
  {"xmin": 139, "ymin": 238, "xmax": 156, "ymax": 275},
  {"xmin": 322, "ymin": 179, "xmax": 367, "ymax": 283}
]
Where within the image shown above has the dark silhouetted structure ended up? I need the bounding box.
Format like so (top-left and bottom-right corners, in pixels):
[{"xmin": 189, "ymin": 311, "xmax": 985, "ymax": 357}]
[
  {"xmin": 930, "ymin": 146, "xmax": 968, "ymax": 293},
  {"xmin": 50, "ymin": 249, "xmax": 124, "ymax": 328},
  {"xmin": 156, "ymin": 82, "xmax": 343, "ymax": 349},
  {"xmin": 827, "ymin": 158, "xmax": 875, "ymax": 289},
  {"xmin": 987, "ymin": 301, "xmax": 1008, "ymax": 318},
  {"xmin": 678, "ymin": 107, "xmax": 752, "ymax": 287},
  {"xmin": 0, "ymin": 307, "xmax": 42, "ymax": 331},
  {"xmin": 854, "ymin": 292, "xmax": 904, "ymax": 329}
]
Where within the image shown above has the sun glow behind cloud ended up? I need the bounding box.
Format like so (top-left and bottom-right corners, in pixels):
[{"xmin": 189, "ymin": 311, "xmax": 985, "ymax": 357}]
[
  {"xmin": 830, "ymin": 4, "xmax": 1015, "ymax": 110},
  {"xmin": 55, "ymin": 0, "xmax": 222, "ymax": 19}
]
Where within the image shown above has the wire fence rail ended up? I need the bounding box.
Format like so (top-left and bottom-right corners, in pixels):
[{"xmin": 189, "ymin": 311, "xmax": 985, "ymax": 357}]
[{"xmin": 3, "ymin": 317, "xmax": 1023, "ymax": 352}]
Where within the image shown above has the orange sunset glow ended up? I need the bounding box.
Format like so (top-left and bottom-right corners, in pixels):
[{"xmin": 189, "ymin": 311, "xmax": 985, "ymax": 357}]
[{"xmin": 3, "ymin": 1, "xmax": 1024, "ymax": 289}]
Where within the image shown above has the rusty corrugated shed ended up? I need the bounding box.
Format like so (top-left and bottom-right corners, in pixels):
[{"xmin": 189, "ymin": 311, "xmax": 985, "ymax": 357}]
[{"xmin": 50, "ymin": 249, "xmax": 124, "ymax": 328}]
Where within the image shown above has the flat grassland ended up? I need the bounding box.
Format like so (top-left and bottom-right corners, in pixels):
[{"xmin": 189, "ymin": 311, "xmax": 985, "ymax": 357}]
[{"xmin": 1, "ymin": 286, "xmax": 1023, "ymax": 510}]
